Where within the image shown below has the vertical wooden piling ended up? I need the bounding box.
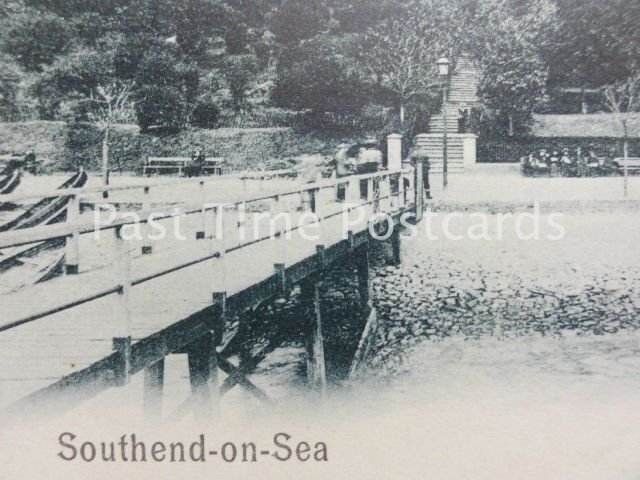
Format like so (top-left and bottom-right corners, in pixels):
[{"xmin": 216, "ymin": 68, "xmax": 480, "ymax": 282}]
[
  {"xmin": 356, "ymin": 245, "xmax": 371, "ymax": 306},
  {"xmin": 301, "ymin": 277, "xmax": 327, "ymax": 396},
  {"xmin": 112, "ymin": 336, "xmax": 131, "ymax": 386},
  {"xmin": 187, "ymin": 334, "xmax": 219, "ymax": 421},
  {"xmin": 143, "ymin": 359, "xmax": 165, "ymax": 422},
  {"xmin": 349, "ymin": 244, "xmax": 379, "ymax": 379},
  {"xmin": 187, "ymin": 293, "xmax": 225, "ymax": 421},
  {"xmin": 391, "ymin": 228, "xmax": 401, "ymax": 266}
]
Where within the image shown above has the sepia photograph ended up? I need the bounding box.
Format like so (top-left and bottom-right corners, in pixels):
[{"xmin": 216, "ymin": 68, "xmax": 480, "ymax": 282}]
[{"xmin": 0, "ymin": 0, "xmax": 638, "ymax": 478}]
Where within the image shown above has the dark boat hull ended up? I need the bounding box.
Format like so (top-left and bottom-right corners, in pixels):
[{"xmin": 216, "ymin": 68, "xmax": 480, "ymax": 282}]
[
  {"xmin": 0, "ymin": 170, "xmax": 87, "ymax": 232},
  {"xmin": 0, "ymin": 170, "xmax": 21, "ymax": 194}
]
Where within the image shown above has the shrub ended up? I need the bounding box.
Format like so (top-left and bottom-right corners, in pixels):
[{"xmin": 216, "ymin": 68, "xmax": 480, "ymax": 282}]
[{"xmin": 191, "ymin": 101, "xmax": 220, "ymax": 128}]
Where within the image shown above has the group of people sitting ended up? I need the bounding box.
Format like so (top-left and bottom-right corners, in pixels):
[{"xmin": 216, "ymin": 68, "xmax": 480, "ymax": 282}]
[{"xmin": 521, "ymin": 146, "xmax": 622, "ymax": 177}]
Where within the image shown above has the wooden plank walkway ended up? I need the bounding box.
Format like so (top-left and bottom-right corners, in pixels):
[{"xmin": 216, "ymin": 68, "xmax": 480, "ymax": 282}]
[{"xmin": 0, "ymin": 169, "xmax": 416, "ymax": 417}]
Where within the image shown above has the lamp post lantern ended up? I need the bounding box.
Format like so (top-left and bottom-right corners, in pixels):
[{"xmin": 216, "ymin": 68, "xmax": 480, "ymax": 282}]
[{"xmin": 437, "ymin": 57, "xmax": 450, "ymax": 189}]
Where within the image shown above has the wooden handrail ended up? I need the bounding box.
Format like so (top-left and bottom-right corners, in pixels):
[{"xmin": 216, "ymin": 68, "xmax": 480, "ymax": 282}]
[
  {"xmin": 0, "ymin": 167, "xmax": 416, "ymax": 338},
  {"xmin": 0, "ymin": 168, "xmax": 298, "ymax": 204},
  {"xmin": 0, "ymin": 169, "xmax": 411, "ymax": 250},
  {"xmin": 0, "ymin": 188, "xmax": 412, "ymax": 334}
]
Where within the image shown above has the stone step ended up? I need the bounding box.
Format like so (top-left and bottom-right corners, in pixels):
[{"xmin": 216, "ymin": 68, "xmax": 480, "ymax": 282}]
[{"xmin": 429, "ymin": 118, "xmax": 460, "ymax": 124}]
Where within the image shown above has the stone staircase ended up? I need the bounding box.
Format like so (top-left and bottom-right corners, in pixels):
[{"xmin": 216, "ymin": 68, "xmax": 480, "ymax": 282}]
[
  {"xmin": 414, "ymin": 134, "xmax": 466, "ymax": 174},
  {"xmin": 428, "ymin": 56, "xmax": 480, "ymax": 134},
  {"xmin": 422, "ymin": 56, "xmax": 481, "ymax": 173}
]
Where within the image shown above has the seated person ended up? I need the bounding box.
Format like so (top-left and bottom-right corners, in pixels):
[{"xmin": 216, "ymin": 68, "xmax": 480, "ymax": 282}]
[
  {"xmin": 586, "ymin": 145, "xmax": 600, "ymax": 168},
  {"xmin": 186, "ymin": 148, "xmax": 205, "ymax": 177},
  {"xmin": 531, "ymin": 149, "xmax": 550, "ymax": 170},
  {"xmin": 358, "ymin": 137, "xmax": 383, "ymax": 174}
]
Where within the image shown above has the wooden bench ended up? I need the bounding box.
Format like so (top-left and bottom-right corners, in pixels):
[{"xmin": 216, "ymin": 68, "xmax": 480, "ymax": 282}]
[
  {"xmin": 143, "ymin": 157, "xmax": 225, "ymax": 176},
  {"xmin": 613, "ymin": 158, "xmax": 640, "ymax": 173}
]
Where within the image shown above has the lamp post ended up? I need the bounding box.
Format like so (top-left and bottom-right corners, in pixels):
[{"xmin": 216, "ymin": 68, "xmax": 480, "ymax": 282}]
[{"xmin": 437, "ymin": 57, "xmax": 450, "ymax": 189}]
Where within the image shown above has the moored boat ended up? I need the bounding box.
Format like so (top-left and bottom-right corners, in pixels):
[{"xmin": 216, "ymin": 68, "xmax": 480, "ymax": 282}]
[{"xmin": 0, "ymin": 169, "xmax": 87, "ymax": 232}]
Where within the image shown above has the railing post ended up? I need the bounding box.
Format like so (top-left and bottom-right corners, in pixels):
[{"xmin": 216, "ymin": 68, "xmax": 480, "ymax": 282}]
[
  {"xmin": 237, "ymin": 201, "xmax": 246, "ymax": 230},
  {"xmin": 141, "ymin": 186, "xmax": 153, "ymax": 255},
  {"xmin": 397, "ymin": 172, "xmax": 405, "ymax": 209},
  {"xmin": 196, "ymin": 180, "xmax": 206, "ymax": 240},
  {"xmin": 347, "ymin": 178, "xmax": 360, "ymax": 204},
  {"xmin": 113, "ymin": 224, "xmax": 132, "ymax": 386},
  {"xmin": 366, "ymin": 177, "xmax": 374, "ymax": 204},
  {"xmin": 64, "ymin": 193, "xmax": 80, "ymax": 275},
  {"xmin": 310, "ymin": 188, "xmax": 320, "ymax": 215},
  {"xmin": 212, "ymin": 204, "xmax": 228, "ymax": 293},
  {"xmin": 272, "ymin": 194, "xmax": 287, "ymax": 267},
  {"xmin": 381, "ymin": 174, "xmax": 391, "ymax": 212}
]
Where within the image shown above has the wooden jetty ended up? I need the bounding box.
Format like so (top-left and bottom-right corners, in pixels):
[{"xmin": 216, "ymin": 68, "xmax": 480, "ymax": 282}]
[{"xmin": 0, "ymin": 162, "xmax": 427, "ymax": 425}]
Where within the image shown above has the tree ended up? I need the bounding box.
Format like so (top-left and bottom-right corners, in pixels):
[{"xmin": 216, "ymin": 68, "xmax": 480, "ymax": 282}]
[
  {"xmin": 469, "ymin": 0, "xmax": 558, "ymax": 136},
  {"xmin": 34, "ymin": 44, "xmax": 136, "ymax": 190},
  {"xmin": 270, "ymin": 0, "xmax": 331, "ymax": 46},
  {"xmin": 224, "ymin": 55, "xmax": 258, "ymax": 111},
  {"xmin": 1, "ymin": 11, "xmax": 72, "ymax": 71},
  {"xmin": 0, "ymin": 55, "xmax": 21, "ymax": 120},
  {"xmin": 603, "ymin": 73, "xmax": 640, "ymax": 198},
  {"xmin": 85, "ymin": 82, "xmax": 135, "ymax": 197},
  {"xmin": 357, "ymin": 0, "xmax": 464, "ymax": 125},
  {"xmin": 133, "ymin": 46, "xmax": 200, "ymax": 132},
  {"xmin": 272, "ymin": 38, "xmax": 368, "ymax": 115},
  {"xmin": 549, "ymin": 0, "xmax": 640, "ymax": 93}
]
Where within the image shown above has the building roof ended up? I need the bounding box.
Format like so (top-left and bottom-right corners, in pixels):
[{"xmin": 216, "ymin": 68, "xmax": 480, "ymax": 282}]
[{"xmin": 532, "ymin": 113, "xmax": 640, "ymax": 138}]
